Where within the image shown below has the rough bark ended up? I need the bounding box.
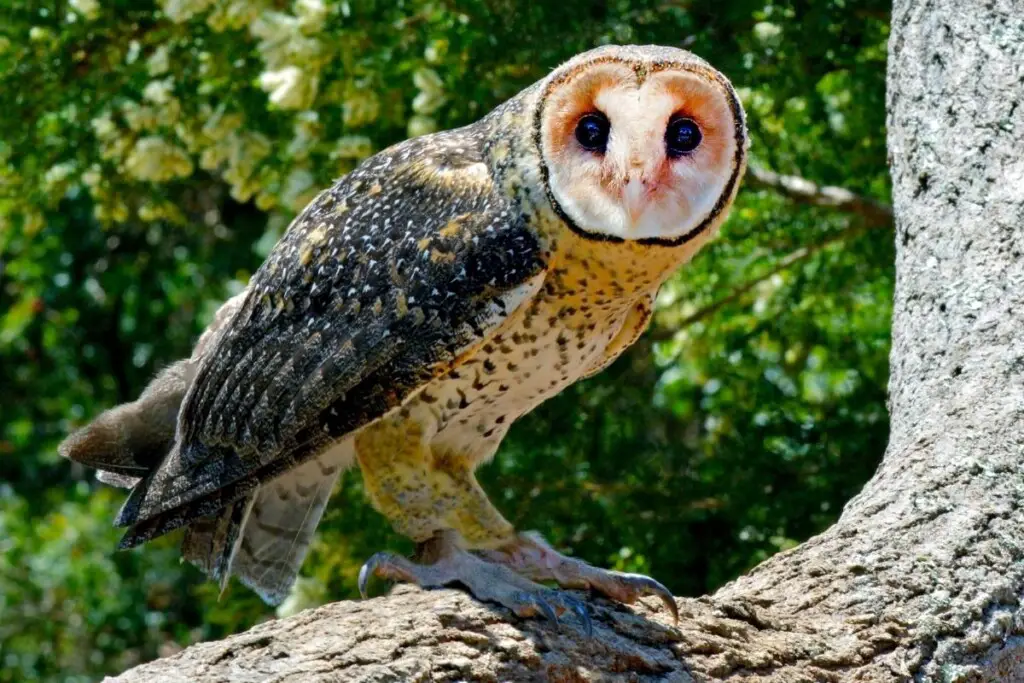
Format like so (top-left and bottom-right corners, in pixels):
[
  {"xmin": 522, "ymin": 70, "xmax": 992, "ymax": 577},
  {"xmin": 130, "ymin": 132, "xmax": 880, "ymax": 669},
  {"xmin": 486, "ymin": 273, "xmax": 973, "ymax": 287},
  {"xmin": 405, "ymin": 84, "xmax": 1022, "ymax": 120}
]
[{"xmin": 108, "ymin": 2, "xmax": 1024, "ymax": 681}]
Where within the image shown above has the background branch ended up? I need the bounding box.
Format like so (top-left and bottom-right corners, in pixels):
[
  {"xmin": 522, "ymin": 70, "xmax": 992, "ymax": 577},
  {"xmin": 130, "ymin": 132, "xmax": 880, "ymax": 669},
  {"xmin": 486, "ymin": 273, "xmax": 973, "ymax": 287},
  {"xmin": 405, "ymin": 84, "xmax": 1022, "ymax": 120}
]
[
  {"xmin": 646, "ymin": 166, "xmax": 895, "ymax": 342},
  {"xmin": 649, "ymin": 222, "xmax": 873, "ymax": 341},
  {"xmin": 745, "ymin": 165, "xmax": 893, "ymax": 228}
]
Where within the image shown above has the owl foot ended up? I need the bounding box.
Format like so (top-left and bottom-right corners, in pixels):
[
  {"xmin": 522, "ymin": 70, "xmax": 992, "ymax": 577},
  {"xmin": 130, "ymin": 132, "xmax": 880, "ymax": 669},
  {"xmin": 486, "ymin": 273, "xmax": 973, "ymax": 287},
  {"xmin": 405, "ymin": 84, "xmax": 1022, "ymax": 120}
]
[
  {"xmin": 358, "ymin": 530, "xmax": 593, "ymax": 635},
  {"xmin": 477, "ymin": 531, "xmax": 679, "ymax": 623}
]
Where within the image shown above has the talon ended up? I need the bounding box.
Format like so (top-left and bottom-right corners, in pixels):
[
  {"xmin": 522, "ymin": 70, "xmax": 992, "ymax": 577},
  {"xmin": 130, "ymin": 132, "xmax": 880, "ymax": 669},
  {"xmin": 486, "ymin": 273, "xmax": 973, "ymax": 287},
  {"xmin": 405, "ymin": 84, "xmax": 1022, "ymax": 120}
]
[
  {"xmin": 358, "ymin": 551, "xmax": 389, "ymax": 599},
  {"xmin": 644, "ymin": 577, "xmax": 678, "ymax": 624},
  {"xmin": 567, "ymin": 596, "xmax": 593, "ymax": 636},
  {"xmin": 519, "ymin": 591, "xmax": 559, "ymax": 628},
  {"xmin": 654, "ymin": 585, "xmax": 679, "ymax": 624},
  {"xmin": 535, "ymin": 595, "xmax": 560, "ymax": 629},
  {"xmin": 622, "ymin": 572, "xmax": 678, "ymax": 623}
]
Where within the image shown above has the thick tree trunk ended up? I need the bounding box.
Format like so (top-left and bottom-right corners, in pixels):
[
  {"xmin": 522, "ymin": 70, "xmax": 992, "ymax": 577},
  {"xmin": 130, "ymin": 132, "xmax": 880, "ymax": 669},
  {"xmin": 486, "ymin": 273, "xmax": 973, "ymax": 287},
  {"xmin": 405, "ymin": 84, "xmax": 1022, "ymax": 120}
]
[{"xmin": 108, "ymin": 2, "xmax": 1024, "ymax": 681}]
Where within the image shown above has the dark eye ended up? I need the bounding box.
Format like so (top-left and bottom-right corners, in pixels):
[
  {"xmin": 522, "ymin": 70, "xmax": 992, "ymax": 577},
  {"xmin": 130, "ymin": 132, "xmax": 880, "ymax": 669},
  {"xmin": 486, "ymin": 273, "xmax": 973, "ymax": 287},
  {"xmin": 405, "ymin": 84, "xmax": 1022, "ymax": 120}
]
[
  {"xmin": 574, "ymin": 112, "xmax": 610, "ymax": 153},
  {"xmin": 666, "ymin": 116, "xmax": 702, "ymax": 157}
]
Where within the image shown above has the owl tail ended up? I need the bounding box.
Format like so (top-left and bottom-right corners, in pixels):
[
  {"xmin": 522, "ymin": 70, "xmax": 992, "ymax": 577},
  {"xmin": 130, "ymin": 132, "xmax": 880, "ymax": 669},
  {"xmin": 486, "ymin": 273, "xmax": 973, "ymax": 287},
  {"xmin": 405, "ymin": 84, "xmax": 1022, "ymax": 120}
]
[
  {"xmin": 59, "ymin": 344, "xmax": 344, "ymax": 605},
  {"xmin": 59, "ymin": 359, "xmax": 194, "ymax": 486},
  {"xmin": 180, "ymin": 456, "xmax": 342, "ymax": 605},
  {"xmin": 59, "ymin": 290, "xmax": 248, "ymax": 485}
]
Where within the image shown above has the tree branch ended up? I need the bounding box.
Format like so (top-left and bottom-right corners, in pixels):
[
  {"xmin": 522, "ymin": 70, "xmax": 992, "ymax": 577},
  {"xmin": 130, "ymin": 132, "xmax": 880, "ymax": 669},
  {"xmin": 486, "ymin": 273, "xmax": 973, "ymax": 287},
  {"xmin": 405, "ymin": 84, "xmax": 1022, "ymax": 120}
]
[
  {"xmin": 745, "ymin": 165, "xmax": 894, "ymax": 229},
  {"xmin": 102, "ymin": 582, "xmax": 927, "ymax": 682},
  {"xmin": 645, "ymin": 166, "xmax": 893, "ymax": 342},
  {"xmin": 649, "ymin": 222, "xmax": 873, "ymax": 341}
]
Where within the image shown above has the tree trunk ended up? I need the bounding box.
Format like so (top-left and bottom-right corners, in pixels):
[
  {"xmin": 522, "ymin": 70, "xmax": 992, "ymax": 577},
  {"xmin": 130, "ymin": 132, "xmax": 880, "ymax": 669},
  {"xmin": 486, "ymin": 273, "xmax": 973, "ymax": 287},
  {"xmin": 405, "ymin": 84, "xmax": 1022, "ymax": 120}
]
[{"xmin": 107, "ymin": 2, "xmax": 1024, "ymax": 681}]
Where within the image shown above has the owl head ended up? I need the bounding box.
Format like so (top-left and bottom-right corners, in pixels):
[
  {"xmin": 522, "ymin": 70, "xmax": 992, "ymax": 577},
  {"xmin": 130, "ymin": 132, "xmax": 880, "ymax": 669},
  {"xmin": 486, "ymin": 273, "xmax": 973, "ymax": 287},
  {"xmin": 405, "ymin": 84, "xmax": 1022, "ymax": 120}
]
[{"xmin": 536, "ymin": 45, "xmax": 748, "ymax": 246}]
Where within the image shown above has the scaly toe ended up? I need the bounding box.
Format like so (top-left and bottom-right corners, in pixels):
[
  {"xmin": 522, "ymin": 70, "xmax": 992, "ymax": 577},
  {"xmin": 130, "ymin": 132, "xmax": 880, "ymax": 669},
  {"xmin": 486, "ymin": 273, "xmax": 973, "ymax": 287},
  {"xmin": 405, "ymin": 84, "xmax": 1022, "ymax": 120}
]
[
  {"xmin": 478, "ymin": 533, "xmax": 678, "ymax": 624},
  {"xmin": 356, "ymin": 540, "xmax": 594, "ymax": 635}
]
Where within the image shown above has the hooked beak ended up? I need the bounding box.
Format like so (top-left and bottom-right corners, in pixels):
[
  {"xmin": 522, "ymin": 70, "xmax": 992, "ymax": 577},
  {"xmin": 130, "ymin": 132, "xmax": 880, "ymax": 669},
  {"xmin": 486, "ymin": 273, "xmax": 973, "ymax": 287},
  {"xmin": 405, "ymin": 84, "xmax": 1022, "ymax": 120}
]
[{"xmin": 623, "ymin": 175, "xmax": 649, "ymax": 226}]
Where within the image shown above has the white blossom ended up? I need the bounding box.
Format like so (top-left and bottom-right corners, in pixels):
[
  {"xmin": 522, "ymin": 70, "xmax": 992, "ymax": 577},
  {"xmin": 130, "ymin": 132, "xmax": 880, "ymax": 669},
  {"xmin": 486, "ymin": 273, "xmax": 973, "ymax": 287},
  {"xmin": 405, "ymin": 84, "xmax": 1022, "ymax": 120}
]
[
  {"xmin": 259, "ymin": 66, "xmax": 318, "ymax": 109},
  {"xmin": 332, "ymin": 135, "xmax": 373, "ymax": 160},
  {"xmin": 424, "ymin": 39, "xmax": 448, "ymax": 64},
  {"xmin": 29, "ymin": 27, "xmax": 55, "ymax": 43},
  {"xmin": 43, "ymin": 162, "xmax": 77, "ymax": 193},
  {"xmin": 124, "ymin": 136, "xmax": 193, "ymax": 182},
  {"xmin": 753, "ymin": 21, "xmax": 783, "ymax": 44},
  {"xmin": 412, "ymin": 90, "xmax": 446, "ymax": 115},
  {"xmin": 143, "ymin": 79, "xmax": 174, "ymax": 105},
  {"xmin": 407, "ymin": 115, "xmax": 438, "ymax": 138},
  {"xmin": 69, "ymin": 0, "xmax": 101, "ymax": 21},
  {"xmin": 121, "ymin": 101, "xmax": 159, "ymax": 132},
  {"xmin": 81, "ymin": 165, "xmax": 103, "ymax": 189},
  {"xmin": 91, "ymin": 114, "xmax": 118, "ymax": 139},
  {"xmin": 294, "ymin": 0, "xmax": 327, "ymax": 32},
  {"xmin": 147, "ymin": 45, "xmax": 171, "ymax": 75},
  {"xmin": 250, "ymin": 11, "xmax": 322, "ymax": 68},
  {"xmin": 160, "ymin": 0, "xmax": 215, "ymax": 23},
  {"xmin": 412, "ymin": 68, "xmax": 446, "ymax": 114},
  {"xmin": 412, "ymin": 67, "xmax": 444, "ymax": 94}
]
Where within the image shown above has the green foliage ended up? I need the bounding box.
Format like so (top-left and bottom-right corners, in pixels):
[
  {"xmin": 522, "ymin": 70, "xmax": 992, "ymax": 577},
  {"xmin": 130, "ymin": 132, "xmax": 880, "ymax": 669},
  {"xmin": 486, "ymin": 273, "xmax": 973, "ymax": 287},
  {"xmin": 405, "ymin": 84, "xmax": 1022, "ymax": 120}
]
[{"xmin": 1, "ymin": 0, "xmax": 893, "ymax": 680}]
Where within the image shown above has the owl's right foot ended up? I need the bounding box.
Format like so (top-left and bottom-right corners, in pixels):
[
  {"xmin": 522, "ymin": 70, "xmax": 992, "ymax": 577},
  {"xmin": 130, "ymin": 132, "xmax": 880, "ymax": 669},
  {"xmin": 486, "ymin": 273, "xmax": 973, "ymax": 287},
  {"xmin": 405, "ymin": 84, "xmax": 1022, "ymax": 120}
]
[{"xmin": 358, "ymin": 530, "xmax": 593, "ymax": 635}]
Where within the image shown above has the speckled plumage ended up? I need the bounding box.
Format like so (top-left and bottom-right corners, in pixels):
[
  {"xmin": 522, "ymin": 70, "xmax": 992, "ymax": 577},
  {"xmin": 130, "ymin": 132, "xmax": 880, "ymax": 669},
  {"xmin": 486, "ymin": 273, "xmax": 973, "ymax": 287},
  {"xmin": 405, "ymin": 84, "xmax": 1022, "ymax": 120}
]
[{"xmin": 61, "ymin": 44, "xmax": 748, "ymax": 609}]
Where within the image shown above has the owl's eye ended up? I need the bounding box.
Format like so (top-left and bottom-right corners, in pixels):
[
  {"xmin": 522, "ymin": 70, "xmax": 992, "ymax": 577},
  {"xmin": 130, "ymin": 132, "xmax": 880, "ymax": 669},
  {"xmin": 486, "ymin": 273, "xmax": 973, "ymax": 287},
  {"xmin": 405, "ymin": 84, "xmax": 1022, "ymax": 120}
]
[
  {"xmin": 666, "ymin": 116, "xmax": 702, "ymax": 157},
  {"xmin": 574, "ymin": 113, "xmax": 610, "ymax": 153}
]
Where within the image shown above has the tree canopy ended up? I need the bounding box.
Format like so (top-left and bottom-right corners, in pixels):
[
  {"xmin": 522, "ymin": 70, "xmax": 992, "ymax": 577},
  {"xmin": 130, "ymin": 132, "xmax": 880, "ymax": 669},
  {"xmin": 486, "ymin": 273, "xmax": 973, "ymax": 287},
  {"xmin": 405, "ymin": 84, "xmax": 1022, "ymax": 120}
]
[{"xmin": 0, "ymin": 1, "xmax": 892, "ymax": 680}]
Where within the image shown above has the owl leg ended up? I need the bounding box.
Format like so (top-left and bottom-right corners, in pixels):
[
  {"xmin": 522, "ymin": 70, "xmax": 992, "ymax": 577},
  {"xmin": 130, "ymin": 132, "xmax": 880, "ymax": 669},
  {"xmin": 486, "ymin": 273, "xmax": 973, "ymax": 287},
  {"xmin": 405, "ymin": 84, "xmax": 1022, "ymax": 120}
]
[
  {"xmin": 355, "ymin": 421, "xmax": 516, "ymax": 544},
  {"xmin": 355, "ymin": 425, "xmax": 591, "ymax": 632},
  {"xmin": 477, "ymin": 531, "xmax": 679, "ymax": 623},
  {"xmin": 358, "ymin": 530, "xmax": 592, "ymax": 635}
]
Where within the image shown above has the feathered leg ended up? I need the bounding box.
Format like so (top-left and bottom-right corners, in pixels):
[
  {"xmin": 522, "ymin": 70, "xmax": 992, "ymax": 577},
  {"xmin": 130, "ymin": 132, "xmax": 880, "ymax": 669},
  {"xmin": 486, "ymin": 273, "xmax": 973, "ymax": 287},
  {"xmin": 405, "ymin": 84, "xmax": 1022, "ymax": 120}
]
[{"xmin": 354, "ymin": 418, "xmax": 593, "ymax": 632}]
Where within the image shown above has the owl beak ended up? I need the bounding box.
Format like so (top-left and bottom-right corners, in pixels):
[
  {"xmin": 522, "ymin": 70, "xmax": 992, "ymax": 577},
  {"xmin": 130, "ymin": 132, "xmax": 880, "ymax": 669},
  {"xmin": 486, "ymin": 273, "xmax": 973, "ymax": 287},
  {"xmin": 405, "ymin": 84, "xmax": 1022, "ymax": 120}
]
[{"xmin": 623, "ymin": 176, "xmax": 649, "ymax": 226}]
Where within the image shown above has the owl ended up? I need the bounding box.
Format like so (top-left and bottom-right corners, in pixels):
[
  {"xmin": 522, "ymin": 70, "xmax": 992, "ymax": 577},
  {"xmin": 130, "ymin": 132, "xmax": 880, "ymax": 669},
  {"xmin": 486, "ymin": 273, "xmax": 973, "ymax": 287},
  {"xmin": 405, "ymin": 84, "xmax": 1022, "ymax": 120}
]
[{"xmin": 61, "ymin": 44, "xmax": 748, "ymax": 632}]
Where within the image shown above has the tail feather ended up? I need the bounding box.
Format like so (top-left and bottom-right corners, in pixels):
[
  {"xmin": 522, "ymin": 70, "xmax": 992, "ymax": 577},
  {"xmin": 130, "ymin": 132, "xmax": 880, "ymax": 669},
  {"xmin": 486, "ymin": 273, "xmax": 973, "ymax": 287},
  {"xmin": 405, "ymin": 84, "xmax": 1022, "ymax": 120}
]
[
  {"xmin": 59, "ymin": 290, "xmax": 346, "ymax": 606},
  {"xmin": 59, "ymin": 360, "xmax": 192, "ymax": 476},
  {"xmin": 178, "ymin": 447, "xmax": 348, "ymax": 604},
  {"xmin": 180, "ymin": 495, "xmax": 256, "ymax": 593},
  {"xmin": 60, "ymin": 290, "xmax": 247, "ymax": 481},
  {"xmin": 96, "ymin": 470, "xmax": 142, "ymax": 489}
]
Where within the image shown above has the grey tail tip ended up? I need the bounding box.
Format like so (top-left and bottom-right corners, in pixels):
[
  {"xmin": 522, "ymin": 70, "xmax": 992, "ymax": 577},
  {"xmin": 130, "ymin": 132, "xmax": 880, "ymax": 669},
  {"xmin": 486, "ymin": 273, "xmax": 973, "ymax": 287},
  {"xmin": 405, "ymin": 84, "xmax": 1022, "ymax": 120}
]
[{"xmin": 116, "ymin": 527, "xmax": 145, "ymax": 551}]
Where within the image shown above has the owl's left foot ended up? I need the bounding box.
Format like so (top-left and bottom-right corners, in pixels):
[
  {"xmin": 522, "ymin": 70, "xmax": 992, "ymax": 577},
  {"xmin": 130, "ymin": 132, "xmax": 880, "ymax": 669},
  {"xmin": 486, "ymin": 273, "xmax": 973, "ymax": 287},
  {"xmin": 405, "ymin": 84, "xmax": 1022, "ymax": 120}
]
[
  {"xmin": 358, "ymin": 530, "xmax": 593, "ymax": 635},
  {"xmin": 477, "ymin": 531, "xmax": 679, "ymax": 623}
]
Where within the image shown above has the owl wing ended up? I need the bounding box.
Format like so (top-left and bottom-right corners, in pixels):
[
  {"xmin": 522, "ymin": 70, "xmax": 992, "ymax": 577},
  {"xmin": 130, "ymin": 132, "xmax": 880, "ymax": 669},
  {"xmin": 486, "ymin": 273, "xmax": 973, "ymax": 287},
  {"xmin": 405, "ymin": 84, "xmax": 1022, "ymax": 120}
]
[{"xmin": 114, "ymin": 131, "xmax": 547, "ymax": 543}]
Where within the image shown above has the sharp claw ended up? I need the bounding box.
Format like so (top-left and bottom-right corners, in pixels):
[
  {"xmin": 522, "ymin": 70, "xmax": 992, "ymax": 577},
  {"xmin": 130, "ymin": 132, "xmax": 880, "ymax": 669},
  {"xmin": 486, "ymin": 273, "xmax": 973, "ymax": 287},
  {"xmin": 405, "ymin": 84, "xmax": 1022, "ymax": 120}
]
[
  {"xmin": 358, "ymin": 552, "xmax": 386, "ymax": 599},
  {"xmin": 659, "ymin": 591, "xmax": 680, "ymax": 624},
  {"xmin": 538, "ymin": 597, "xmax": 560, "ymax": 630},
  {"xmin": 643, "ymin": 576, "xmax": 679, "ymax": 624},
  {"xmin": 568, "ymin": 598, "xmax": 593, "ymax": 636},
  {"xmin": 525, "ymin": 592, "xmax": 559, "ymax": 628},
  {"xmin": 623, "ymin": 573, "xmax": 678, "ymax": 623}
]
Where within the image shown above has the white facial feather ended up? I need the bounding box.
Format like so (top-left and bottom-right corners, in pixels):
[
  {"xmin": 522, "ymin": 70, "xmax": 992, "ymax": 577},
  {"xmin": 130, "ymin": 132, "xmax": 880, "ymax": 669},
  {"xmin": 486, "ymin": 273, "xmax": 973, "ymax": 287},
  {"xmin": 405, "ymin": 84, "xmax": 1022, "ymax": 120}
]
[{"xmin": 540, "ymin": 61, "xmax": 741, "ymax": 243}]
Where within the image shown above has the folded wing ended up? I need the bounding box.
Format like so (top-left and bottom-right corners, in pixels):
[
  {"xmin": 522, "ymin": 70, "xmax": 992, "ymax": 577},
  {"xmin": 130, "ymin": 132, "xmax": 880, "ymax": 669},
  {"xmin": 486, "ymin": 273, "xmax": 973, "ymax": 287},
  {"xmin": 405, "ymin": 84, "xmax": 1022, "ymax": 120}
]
[{"xmin": 111, "ymin": 132, "xmax": 547, "ymax": 549}]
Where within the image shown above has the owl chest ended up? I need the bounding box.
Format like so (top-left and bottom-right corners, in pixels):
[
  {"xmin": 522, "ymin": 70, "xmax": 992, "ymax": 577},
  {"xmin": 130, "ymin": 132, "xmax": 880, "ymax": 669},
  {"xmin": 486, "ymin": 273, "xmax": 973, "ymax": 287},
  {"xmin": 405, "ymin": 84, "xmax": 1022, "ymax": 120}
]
[{"xmin": 403, "ymin": 292, "xmax": 631, "ymax": 459}]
